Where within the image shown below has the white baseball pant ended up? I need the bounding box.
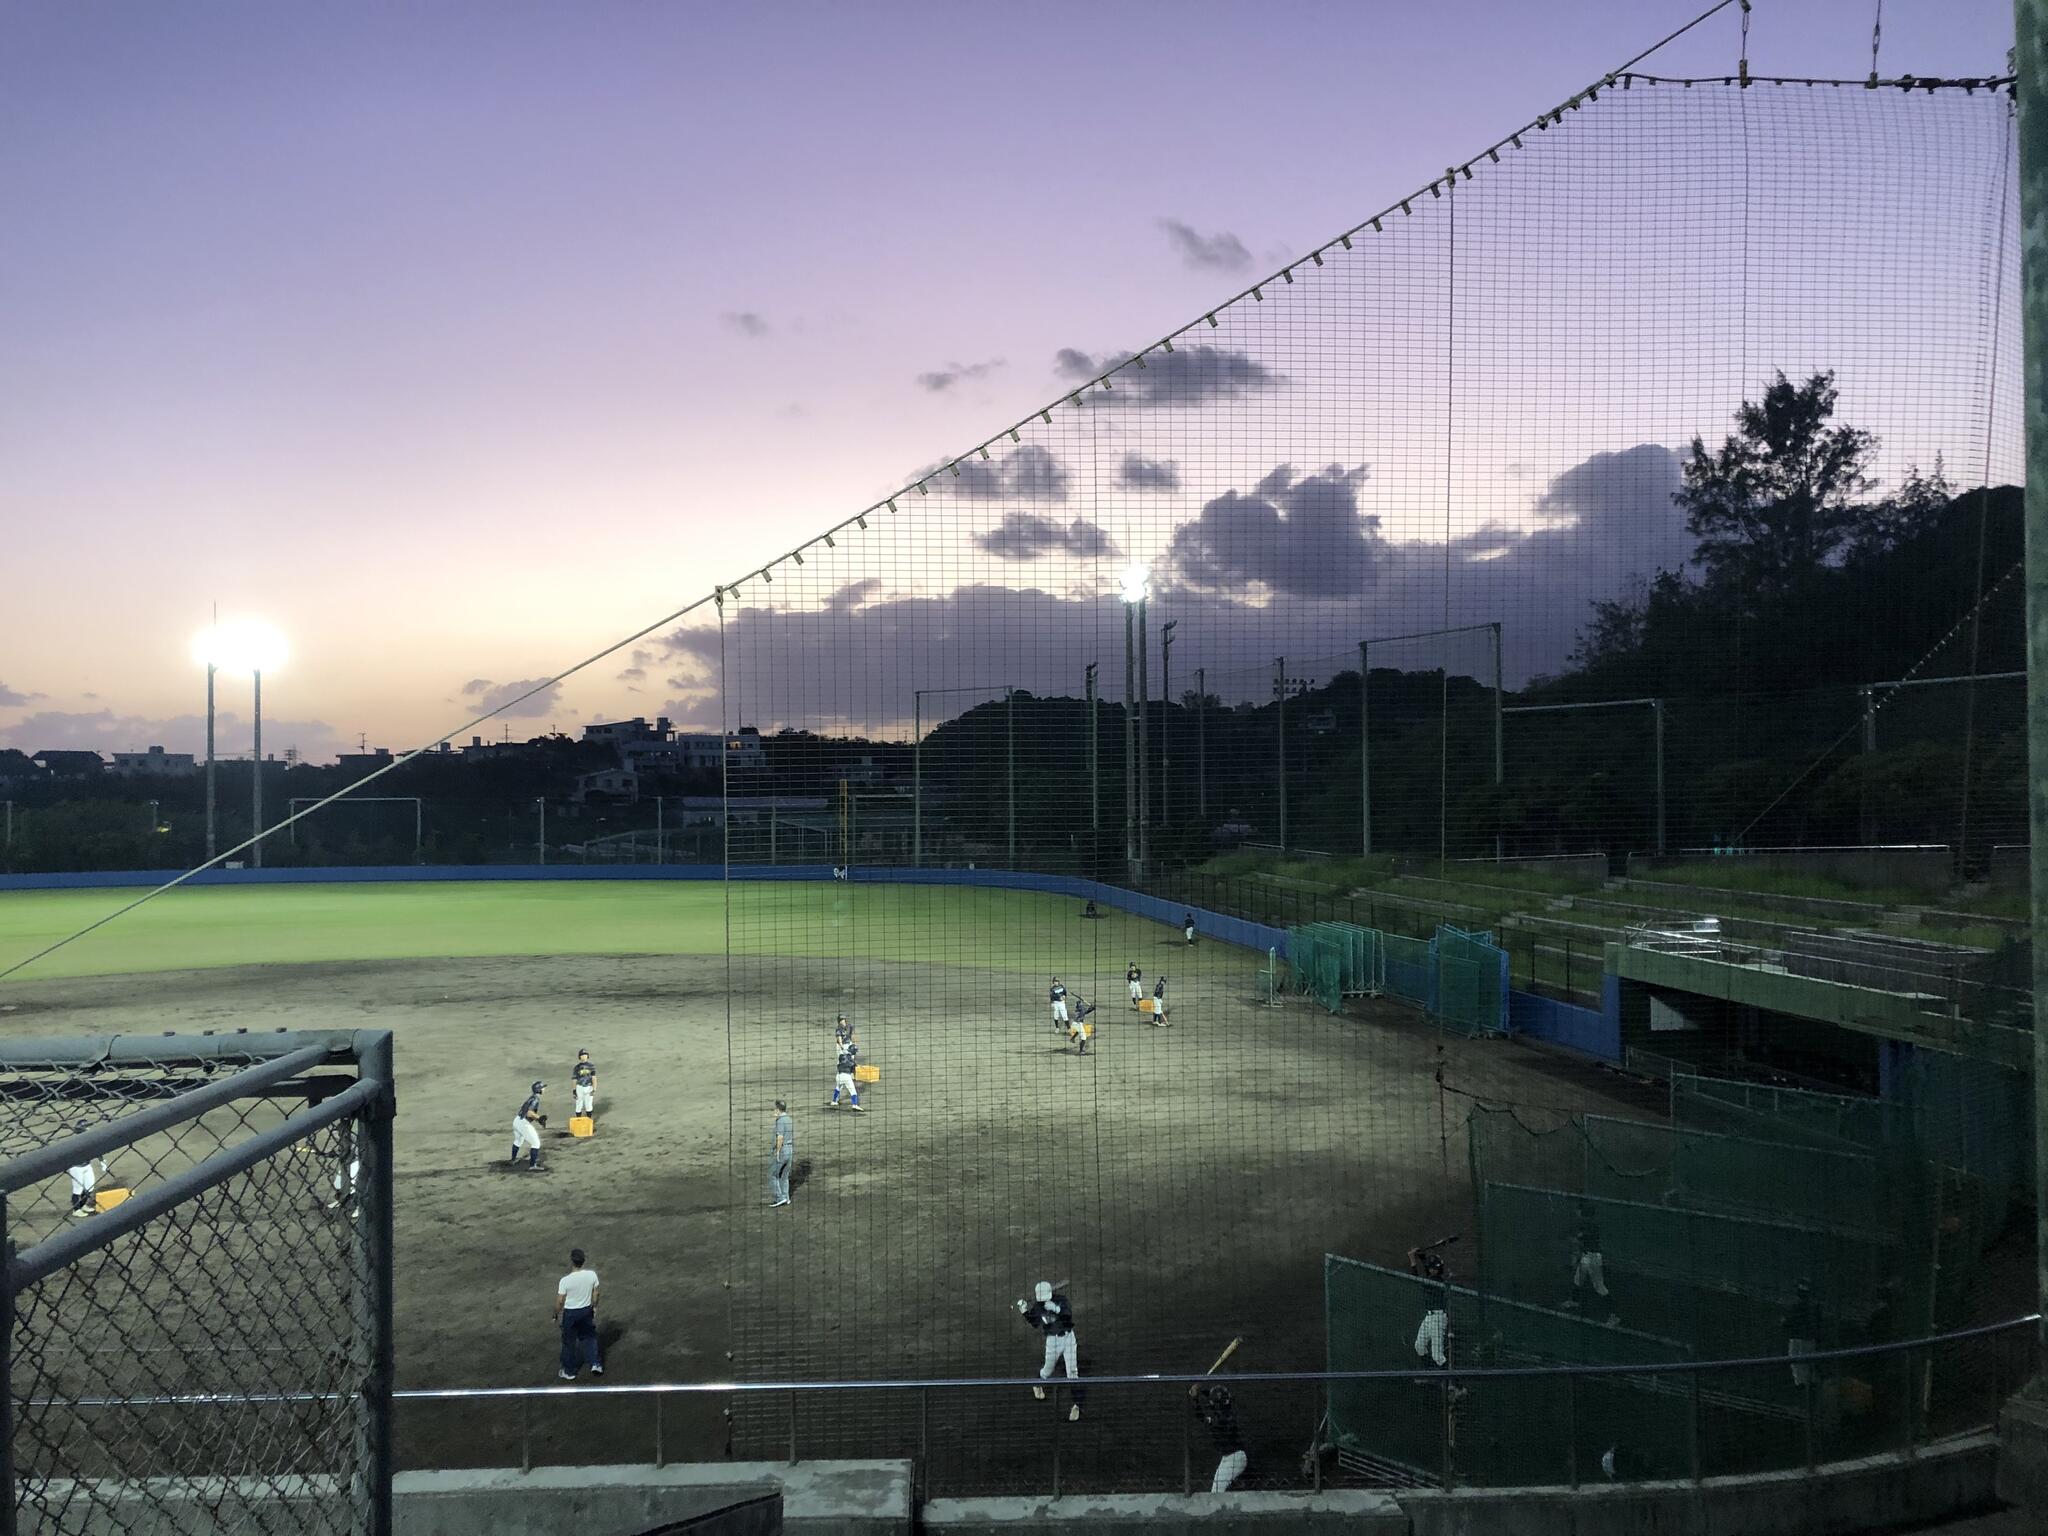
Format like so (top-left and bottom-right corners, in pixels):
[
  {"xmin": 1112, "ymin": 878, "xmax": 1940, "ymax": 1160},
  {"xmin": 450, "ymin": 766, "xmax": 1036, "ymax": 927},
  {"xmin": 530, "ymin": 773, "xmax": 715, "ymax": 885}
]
[
  {"xmin": 1040, "ymin": 1332, "xmax": 1079, "ymax": 1380},
  {"xmin": 1574, "ymin": 1252, "xmax": 1609, "ymax": 1297},
  {"xmin": 1211, "ymin": 1450, "xmax": 1247, "ymax": 1493},
  {"xmin": 573, "ymin": 1084, "xmax": 594, "ymax": 1114},
  {"xmin": 1788, "ymin": 1338, "xmax": 1815, "ymax": 1386},
  {"xmin": 513, "ymin": 1118, "xmax": 542, "ymax": 1152},
  {"xmin": 1414, "ymin": 1308, "xmax": 1448, "ymax": 1367},
  {"xmin": 1052, "ymin": 999, "xmax": 1069, "ymax": 1023},
  {"xmin": 1128, "ymin": 980, "xmax": 1142, "ymax": 1003},
  {"xmin": 836, "ymin": 1070, "xmax": 857, "ymax": 1100}
]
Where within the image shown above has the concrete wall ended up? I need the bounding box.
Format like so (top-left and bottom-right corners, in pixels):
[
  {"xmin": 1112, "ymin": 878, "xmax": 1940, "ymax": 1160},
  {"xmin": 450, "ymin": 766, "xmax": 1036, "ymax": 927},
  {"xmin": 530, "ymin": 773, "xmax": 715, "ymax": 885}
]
[
  {"xmin": 394, "ymin": 1461, "xmax": 911, "ymax": 1535},
  {"xmin": 922, "ymin": 1489, "xmax": 1405, "ymax": 1534}
]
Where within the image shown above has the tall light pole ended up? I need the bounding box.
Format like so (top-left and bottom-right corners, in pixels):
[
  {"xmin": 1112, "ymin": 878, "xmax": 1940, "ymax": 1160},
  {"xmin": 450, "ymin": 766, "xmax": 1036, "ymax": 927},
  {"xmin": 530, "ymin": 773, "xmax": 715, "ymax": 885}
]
[
  {"xmin": 1119, "ymin": 565, "xmax": 1148, "ymax": 882},
  {"xmin": 535, "ymin": 797, "xmax": 547, "ymax": 865},
  {"xmin": 1275, "ymin": 657, "xmax": 1288, "ymax": 853},
  {"xmin": 1160, "ymin": 620, "xmax": 1177, "ymax": 835},
  {"xmin": 193, "ymin": 617, "xmax": 285, "ymax": 867},
  {"xmin": 1136, "ymin": 595, "xmax": 1151, "ymax": 870},
  {"xmin": 1085, "ymin": 662, "xmax": 1099, "ymax": 876},
  {"xmin": 1195, "ymin": 666, "xmax": 1207, "ymax": 821}
]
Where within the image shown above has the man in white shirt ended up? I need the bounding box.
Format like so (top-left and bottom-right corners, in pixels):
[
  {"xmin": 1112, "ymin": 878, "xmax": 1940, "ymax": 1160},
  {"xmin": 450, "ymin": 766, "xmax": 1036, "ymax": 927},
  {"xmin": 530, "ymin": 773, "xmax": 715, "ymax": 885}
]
[
  {"xmin": 66, "ymin": 1122, "xmax": 106, "ymax": 1219},
  {"xmin": 555, "ymin": 1249, "xmax": 603, "ymax": 1381}
]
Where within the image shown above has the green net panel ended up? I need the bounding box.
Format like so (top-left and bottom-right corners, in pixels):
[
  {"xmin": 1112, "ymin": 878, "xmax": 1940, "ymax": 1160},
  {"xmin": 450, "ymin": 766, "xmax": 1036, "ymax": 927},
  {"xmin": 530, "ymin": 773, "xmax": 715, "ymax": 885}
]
[
  {"xmin": 1476, "ymin": 1181, "xmax": 1926, "ymax": 1406},
  {"xmin": 1383, "ymin": 933, "xmax": 1433, "ymax": 1009},
  {"xmin": 1325, "ymin": 1255, "xmax": 1692, "ymax": 1486},
  {"xmin": 1433, "ymin": 925, "xmax": 1509, "ymax": 1037},
  {"xmin": 1672, "ymin": 1074, "xmax": 1914, "ymax": 1155}
]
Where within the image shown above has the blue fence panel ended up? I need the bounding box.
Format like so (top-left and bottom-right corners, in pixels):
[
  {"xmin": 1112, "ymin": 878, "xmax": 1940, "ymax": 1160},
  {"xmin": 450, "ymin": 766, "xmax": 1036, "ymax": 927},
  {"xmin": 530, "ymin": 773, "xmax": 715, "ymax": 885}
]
[{"xmin": 1507, "ymin": 988, "xmax": 1622, "ymax": 1063}]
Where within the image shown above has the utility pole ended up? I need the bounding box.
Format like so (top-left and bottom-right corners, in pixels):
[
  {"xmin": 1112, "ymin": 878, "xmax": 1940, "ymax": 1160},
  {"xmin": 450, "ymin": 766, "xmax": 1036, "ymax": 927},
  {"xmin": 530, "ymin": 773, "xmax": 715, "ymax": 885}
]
[
  {"xmin": 535, "ymin": 798, "xmax": 547, "ymax": 865},
  {"xmin": 1086, "ymin": 663, "xmax": 1099, "ymax": 876},
  {"xmin": 251, "ymin": 669, "xmax": 264, "ymax": 868},
  {"xmin": 1492, "ymin": 622, "xmax": 1505, "ymax": 862},
  {"xmin": 1161, "ymin": 620, "xmax": 1177, "ymax": 834},
  {"xmin": 205, "ymin": 656, "xmax": 217, "ymax": 861},
  {"xmin": 913, "ymin": 693, "xmax": 922, "ymax": 868},
  {"xmin": 1136, "ymin": 597, "xmax": 1151, "ymax": 871},
  {"xmin": 1276, "ymin": 656, "xmax": 1288, "ymax": 854}
]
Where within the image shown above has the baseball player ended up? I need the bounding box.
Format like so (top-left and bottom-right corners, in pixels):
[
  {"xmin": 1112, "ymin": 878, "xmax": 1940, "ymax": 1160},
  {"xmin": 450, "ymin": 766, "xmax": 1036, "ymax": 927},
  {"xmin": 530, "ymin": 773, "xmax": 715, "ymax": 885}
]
[
  {"xmin": 1126, "ymin": 962, "xmax": 1143, "ymax": 1008},
  {"xmin": 1151, "ymin": 974, "xmax": 1169, "ymax": 1025},
  {"xmin": 1048, "ymin": 977, "xmax": 1069, "ymax": 1030},
  {"xmin": 66, "ymin": 1123, "xmax": 106, "ymax": 1219},
  {"xmin": 1563, "ymin": 1202, "xmax": 1617, "ymax": 1325},
  {"xmin": 571, "ymin": 1051, "xmax": 597, "ymax": 1117},
  {"xmin": 1065, "ymin": 993, "xmax": 1096, "ymax": 1054},
  {"xmin": 1409, "ymin": 1245, "xmax": 1450, "ymax": 1367},
  {"xmin": 1015, "ymin": 1280, "xmax": 1083, "ymax": 1419},
  {"xmin": 1182, "ymin": 911, "xmax": 1197, "ymax": 947},
  {"xmin": 828, "ymin": 1034, "xmax": 865, "ymax": 1111},
  {"xmin": 510, "ymin": 1081, "xmax": 548, "ymax": 1171},
  {"xmin": 1784, "ymin": 1279, "xmax": 1819, "ymax": 1387},
  {"xmin": 834, "ymin": 1012, "xmax": 856, "ymax": 1048},
  {"xmin": 1194, "ymin": 1384, "xmax": 1246, "ymax": 1492}
]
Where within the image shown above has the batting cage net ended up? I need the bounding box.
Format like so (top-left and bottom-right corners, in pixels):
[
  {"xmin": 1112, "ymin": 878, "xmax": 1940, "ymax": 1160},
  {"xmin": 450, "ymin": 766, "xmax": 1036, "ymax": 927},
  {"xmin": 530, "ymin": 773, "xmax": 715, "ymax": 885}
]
[
  {"xmin": 705, "ymin": 53, "xmax": 2026, "ymax": 1493},
  {"xmin": 2, "ymin": 1033, "xmax": 393, "ymax": 1536}
]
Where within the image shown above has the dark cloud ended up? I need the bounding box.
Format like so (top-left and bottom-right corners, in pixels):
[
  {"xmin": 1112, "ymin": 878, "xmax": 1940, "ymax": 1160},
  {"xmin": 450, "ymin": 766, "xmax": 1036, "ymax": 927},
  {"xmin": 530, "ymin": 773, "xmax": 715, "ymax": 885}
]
[
  {"xmin": 0, "ymin": 682, "xmax": 37, "ymax": 708},
  {"xmin": 916, "ymin": 358, "xmax": 1005, "ymax": 392},
  {"xmin": 1167, "ymin": 464, "xmax": 1383, "ymax": 598},
  {"xmin": 0, "ymin": 709, "xmax": 346, "ymax": 763},
  {"xmin": 615, "ymin": 648, "xmax": 654, "ymax": 683},
  {"xmin": 1157, "ymin": 217, "xmax": 1252, "ymax": 273},
  {"xmin": 1118, "ymin": 454, "xmax": 1180, "ymax": 491},
  {"xmin": 933, "ymin": 442, "xmax": 1070, "ymax": 501},
  {"xmin": 974, "ymin": 515, "xmax": 1119, "ymax": 562},
  {"xmin": 722, "ymin": 311, "xmax": 770, "ymax": 338},
  {"xmin": 1052, "ymin": 344, "xmax": 1280, "ymax": 408},
  {"xmin": 456, "ymin": 678, "xmax": 563, "ymax": 718}
]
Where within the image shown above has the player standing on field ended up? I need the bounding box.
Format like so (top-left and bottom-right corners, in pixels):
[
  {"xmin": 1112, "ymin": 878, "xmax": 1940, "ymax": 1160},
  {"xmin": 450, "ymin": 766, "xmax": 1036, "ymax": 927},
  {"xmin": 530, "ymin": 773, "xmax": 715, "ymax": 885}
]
[
  {"xmin": 510, "ymin": 1081, "xmax": 548, "ymax": 1172},
  {"xmin": 834, "ymin": 1012, "xmax": 856, "ymax": 1048},
  {"xmin": 1049, "ymin": 977, "xmax": 1069, "ymax": 1030},
  {"xmin": 1183, "ymin": 911, "xmax": 1197, "ymax": 946},
  {"xmin": 1127, "ymin": 962, "xmax": 1143, "ymax": 1008},
  {"xmin": 1015, "ymin": 1280, "xmax": 1083, "ymax": 1420},
  {"xmin": 571, "ymin": 1051, "xmax": 597, "ymax": 1117},
  {"xmin": 66, "ymin": 1122, "xmax": 106, "ymax": 1218},
  {"xmin": 1564, "ymin": 1201, "xmax": 1617, "ymax": 1325},
  {"xmin": 1065, "ymin": 993, "xmax": 1095, "ymax": 1054},
  {"xmin": 1151, "ymin": 974, "xmax": 1168, "ymax": 1025},
  {"xmin": 828, "ymin": 1033, "xmax": 864, "ymax": 1111}
]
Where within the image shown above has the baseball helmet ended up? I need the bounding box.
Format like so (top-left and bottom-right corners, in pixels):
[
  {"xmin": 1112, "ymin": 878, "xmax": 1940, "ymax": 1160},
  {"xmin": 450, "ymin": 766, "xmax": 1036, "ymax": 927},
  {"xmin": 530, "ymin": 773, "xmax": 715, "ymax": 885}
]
[
  {"xmin": 1204, "ymin": 1384, "xmax": 1233, "ymax": 1411},
  {"xmin": 531, "ymin": 1080, "xmax": 545, "ymax": 1093}
]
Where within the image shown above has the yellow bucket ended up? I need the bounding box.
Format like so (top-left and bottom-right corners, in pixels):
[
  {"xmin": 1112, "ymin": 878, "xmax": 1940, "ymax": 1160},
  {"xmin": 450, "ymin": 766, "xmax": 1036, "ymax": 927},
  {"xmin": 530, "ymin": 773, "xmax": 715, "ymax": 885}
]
[
  {"xmin": 853, "ymin": 1064, "xmax": 881, "ymax": 1084},
  {"xmin": 569, "ymin": 1115, "xmax": 595, "ymax": 1138}
]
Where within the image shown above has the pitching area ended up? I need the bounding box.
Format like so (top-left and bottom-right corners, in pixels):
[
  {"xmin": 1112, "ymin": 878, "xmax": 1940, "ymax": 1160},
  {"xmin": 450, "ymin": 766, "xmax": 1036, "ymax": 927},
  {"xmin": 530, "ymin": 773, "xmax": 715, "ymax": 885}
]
[{"xmin": 0, "ymin": 879, "xmax": 1662, "ymax": 1492}]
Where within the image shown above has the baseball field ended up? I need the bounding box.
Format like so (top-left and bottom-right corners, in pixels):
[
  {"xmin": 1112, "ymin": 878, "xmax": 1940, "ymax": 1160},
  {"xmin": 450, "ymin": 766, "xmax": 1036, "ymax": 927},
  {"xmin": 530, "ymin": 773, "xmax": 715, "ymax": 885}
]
[{"xmin": 0, "ymin": 878, "xmax": 1662, "ymax": 1493}]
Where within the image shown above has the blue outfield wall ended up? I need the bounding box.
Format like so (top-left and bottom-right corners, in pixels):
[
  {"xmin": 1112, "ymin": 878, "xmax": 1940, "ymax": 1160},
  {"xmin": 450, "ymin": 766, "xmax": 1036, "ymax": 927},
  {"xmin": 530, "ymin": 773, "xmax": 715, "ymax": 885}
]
[
  {"xmin": 0, "ymin": 864, "xmax": 1292, "ymax": 960},
  {"xmin": 1505, "ymin": 984, "xmax": 1622, "ymax": 1063}
]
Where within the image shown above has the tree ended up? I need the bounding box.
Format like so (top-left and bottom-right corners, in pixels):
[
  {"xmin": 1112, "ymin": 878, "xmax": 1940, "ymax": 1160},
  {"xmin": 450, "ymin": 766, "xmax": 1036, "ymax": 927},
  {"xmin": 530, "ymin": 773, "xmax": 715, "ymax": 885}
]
[{"xmin": 1675, "ymin": 370, "xmax": 1878, "ymax": 600}]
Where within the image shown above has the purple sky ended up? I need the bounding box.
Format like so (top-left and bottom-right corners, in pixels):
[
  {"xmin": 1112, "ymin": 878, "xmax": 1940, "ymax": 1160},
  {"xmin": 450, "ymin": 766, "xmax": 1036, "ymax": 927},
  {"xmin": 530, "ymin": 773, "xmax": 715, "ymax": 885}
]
[{"xmin": 0, "ymin": 1, "xmax": 2017, "ymax": 763}]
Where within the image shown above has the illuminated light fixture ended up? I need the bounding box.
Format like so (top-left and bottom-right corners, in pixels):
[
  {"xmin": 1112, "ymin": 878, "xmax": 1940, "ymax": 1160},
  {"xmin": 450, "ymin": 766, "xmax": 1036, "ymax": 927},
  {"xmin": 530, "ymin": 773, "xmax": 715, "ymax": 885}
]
[
  {"xmin": 191, "ymin": 617, "xmax": 287, "ymax": 678},
  {"xmin": 1117, "ymin": 563, "xmax": 1150, "ymax": 604},
  {"xmin": 1310, "ymin": 250, "xmax": 1323, "ymax": 266}
]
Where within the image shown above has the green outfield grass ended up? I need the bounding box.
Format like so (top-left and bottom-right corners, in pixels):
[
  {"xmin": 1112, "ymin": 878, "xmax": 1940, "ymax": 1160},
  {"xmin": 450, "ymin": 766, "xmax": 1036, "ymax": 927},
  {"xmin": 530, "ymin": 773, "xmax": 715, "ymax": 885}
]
[{"xmin": 0, "ymin": 880, "xmax": 1243, "ymax": 981}]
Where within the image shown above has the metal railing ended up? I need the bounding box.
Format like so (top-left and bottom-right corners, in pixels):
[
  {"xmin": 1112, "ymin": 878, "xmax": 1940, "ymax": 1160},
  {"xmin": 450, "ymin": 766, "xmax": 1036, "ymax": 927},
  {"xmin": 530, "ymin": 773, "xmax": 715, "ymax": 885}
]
[{"xmin": 28, "ymin": 1315, "xmax": 2037, "ymax": 1501}]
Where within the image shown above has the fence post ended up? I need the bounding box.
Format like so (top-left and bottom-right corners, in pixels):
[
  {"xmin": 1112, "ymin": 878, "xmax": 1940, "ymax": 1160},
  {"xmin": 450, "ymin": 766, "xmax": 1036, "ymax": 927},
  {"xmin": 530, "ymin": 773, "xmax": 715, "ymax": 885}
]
[
  {"xmin": 1902, "ymin": 1343, "xmax": 1920, "ymax": 1454},
  {"xmin": 919, "ymin": 1387, "xmax": 929, "ymax": 1501},
  {"xmin": 2, "ymin": 1217, "xmax": 16, "ymax": 1536},
  {"xmin": 1439, "ymin": 1377, "xmax": 1455, "ymax": 1491},
  {"xmin": 520, "ymin": 1396, "xmax": 532, "ymax": 1474},
  {"xmin": 1689, "ymin": 1368, "xmax": 1702, "ymax": 1483},
  {"xmin": 787, "ymin": 1391, "xmax": 798, "ymax": 1464},
  {"xmin": 1181, "ymin": 1395, "xmax": 1192, "ymax": 1496},
  {"xmin": 654, "ymin": 1393, "xmax": 666, "ymax": 1469},
  {"xmin": 1804, "ymin": 1364, "xmax": 1818, "ymax": 1472},
  {"xmin": 1566, "ymin": 1371, "xmax": 1579, "ymax": 1489},
  {"xmin": 358, "ymin": 1031, "xmax": 398, "ymax": 1536},
  {"xmin": 1051, "ymin": 1385, "xmax": 1063, "ymax": 1496}
]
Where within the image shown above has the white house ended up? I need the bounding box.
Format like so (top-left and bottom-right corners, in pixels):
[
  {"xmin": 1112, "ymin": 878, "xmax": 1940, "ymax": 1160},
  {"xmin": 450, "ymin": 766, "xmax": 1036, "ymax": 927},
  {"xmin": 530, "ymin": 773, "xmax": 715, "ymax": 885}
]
[
  {"xmin": 108, "ymin": 745, "xmax": 199, "ymax": 778},
  {"xmin": 573, "ymin": 768, "xmax": 641, "ymax": 804}
]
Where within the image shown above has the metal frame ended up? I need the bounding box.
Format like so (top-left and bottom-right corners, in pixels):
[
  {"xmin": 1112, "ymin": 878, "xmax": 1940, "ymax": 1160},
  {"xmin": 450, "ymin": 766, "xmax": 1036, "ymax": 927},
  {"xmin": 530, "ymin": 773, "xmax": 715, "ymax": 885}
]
[
  {"xmin": 1359, "ymin": 622, "xmax": 1504, "ymax": 860},
  {"xmin": 1503, "ymin": 695, "xmax": 1665, "ymax": 856},
  {"xmin": 1, "ymin": 1029, "xmax": 395, "ymax": 1536}
]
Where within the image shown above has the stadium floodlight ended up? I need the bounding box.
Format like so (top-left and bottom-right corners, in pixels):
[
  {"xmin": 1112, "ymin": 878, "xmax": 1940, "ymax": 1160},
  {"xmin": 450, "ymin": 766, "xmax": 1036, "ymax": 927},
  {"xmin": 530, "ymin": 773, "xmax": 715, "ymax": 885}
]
[
  {"xmin": 191, "ymin": 618, "xmax": 287, "ymax": 868},
  {"xmin": 1118, "ymin": 563, "xmax": 1150, "ymax": 604}
]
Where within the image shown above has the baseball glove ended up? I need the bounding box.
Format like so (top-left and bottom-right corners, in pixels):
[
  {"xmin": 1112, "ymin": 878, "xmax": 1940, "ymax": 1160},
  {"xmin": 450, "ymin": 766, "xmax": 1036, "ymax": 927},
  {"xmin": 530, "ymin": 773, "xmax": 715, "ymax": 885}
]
[{"xmin": 537, "ymin": 1114, "xmax": 550, "ymax": 1127}]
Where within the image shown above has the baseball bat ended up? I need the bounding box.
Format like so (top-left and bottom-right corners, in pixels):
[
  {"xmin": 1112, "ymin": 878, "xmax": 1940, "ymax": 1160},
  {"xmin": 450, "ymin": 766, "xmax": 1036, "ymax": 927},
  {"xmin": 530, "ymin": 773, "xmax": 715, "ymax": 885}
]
[
  {"xmin": 1189, "ymin": 1335, "xmax": 1243, "ymax": 1396},
  {"xmin": 1417, "ymin": 1231, "xmax": 1462, "ymax": 1253}
]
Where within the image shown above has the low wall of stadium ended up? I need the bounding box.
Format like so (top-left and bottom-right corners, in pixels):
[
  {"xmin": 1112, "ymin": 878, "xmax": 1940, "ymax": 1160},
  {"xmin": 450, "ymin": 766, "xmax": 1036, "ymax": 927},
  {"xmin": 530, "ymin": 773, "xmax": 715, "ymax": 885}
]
[
  {"xmin": 1506, "ymin": 980, "xmax": 1623, "ymax": 1063},
  {"xmin": 0, "ymin": 863, "xmax": 1291, "ymax": 959}
]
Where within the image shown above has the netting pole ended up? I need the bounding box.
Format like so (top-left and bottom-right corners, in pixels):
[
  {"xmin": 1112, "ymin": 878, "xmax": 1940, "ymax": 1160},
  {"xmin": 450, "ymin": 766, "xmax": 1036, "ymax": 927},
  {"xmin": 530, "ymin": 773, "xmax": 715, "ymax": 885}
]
[
  {"xmin": 2, "ymin": 1208, "xmax": 15, "ymax": 1536},
  {"xmin": 1006, "ymin": 688, "xmax": 1016, "ymax": 868},
  {"xmin": 1124, "ymin": 602, "xmax": 1138, "ymax": 881},
  {"xmin": 1360, "ymin": 642, "xmax": 1372, "ymax": 858},
  {"xmin": 1653, "ymin": 699, "xmax": 1667, "ymax": 857},
  {"xmin": 912, "ymin": 693, "xmax": 922, "ymax": 867},
  {"xmin": 359, "ymin": 1030, "xmax": 397, "ymax": 1536},
  {"xmin": 1137, "ymin": 601, "xmax": 1151, "ymax": 871},
  {"xmin": 1086, "ymin": 664, "xmax": 1099, "ymax": 878},
  {"xmin": 1196, "ymin": 667, "xmax": 1208, "ymax": 821},
  {"xmin": 252, "ymin": 668, "xmax": 264, "ymax": 868},
  {"xmin": 1491, "ymin": 623, "xmax": 1504, "ymax": 862},
  {"xmin": 205, "ymin": 656, "xmax": 217, "ymax": 861},
  {"xmin": 2024, "ymin": 0, "xmax": 2048, "ymax": 1377},
  {"xmin": 1162, "ymin": 620, "xmax": 1176, "ymax": 832},
  {"xmin": 1276, "ymin": 656, "xmax": 1288, "ymax": 853}
]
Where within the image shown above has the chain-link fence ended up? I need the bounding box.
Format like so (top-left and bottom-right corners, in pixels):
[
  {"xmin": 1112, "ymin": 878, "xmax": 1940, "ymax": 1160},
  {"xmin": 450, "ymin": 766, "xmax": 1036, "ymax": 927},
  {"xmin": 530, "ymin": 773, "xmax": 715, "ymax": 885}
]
[{"xmin": 2, "ymin": 1031, "xmax": 394, "ymax": 1536}]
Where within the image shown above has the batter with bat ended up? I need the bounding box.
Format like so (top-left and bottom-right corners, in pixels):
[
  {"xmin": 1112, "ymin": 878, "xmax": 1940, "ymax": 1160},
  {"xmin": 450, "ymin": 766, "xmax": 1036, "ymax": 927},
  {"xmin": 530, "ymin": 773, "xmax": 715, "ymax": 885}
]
[
  {"xmin": 1014, "ymin": 1279, "xmax": 1083, "ymax": 1419},
  {"xmin": 1186, "ymin": 1336, "xmax": 1245, "ymax": 1491}
]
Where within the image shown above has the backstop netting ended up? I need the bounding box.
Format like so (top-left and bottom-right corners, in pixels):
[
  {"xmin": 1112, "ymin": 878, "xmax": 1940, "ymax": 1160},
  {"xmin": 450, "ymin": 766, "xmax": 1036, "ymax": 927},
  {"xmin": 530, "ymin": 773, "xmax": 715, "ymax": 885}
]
[
  {"xmin": 706, "ymin": 64, "xmax": 2022, "ymax": 1492},
  {"xmin": 1324, "ymin": 1255, "xmax": 1692, "ymax": 1487}
]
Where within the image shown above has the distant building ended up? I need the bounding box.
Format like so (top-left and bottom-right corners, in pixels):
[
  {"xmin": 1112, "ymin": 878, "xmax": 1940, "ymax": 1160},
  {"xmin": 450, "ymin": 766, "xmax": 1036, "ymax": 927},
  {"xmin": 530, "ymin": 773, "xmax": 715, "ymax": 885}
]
[
  {"xmin": 337, "ymin": 748, "xmax": 396, "ymax": 773},
  {"xmin": 573, "ymin": 768, "xmax": 640, "ymax": 804},
  {"xmin": 108, "ymin": 745, "xmax": 199, "ymax": 778},
  {"xmin": 29, "ymin": 750, "xmax": 104, "ymax": 776},
  {"xmin": 0, "ymin": 748, "xmax": 41, "ymax": 782},
  {"xmin": 675, "ymin": 794, "xmax": 825, "ymax": 826},
  {"xmin": 834, "ymin": 755, "xmax": 886, "ymax": 786},
  {"xmin": 460, "ymin": 735, "xmax": 549, "ymax": 763},
  {"xmin": 672, "ymin": 729, "xmax": 764, "ymax": 773},
  {"xmin": 583, "ymin": 716, "xmax": 672, "ymax": 747}
]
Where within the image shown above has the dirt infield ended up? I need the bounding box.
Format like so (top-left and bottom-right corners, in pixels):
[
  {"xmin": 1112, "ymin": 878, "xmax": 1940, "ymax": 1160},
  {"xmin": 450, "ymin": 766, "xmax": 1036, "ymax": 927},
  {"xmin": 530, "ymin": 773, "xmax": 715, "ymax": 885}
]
[{"xmin": 0, "ymin": 943, "xmax": 1662, "ymax": 1493}]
